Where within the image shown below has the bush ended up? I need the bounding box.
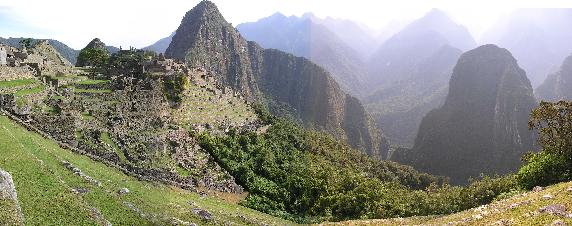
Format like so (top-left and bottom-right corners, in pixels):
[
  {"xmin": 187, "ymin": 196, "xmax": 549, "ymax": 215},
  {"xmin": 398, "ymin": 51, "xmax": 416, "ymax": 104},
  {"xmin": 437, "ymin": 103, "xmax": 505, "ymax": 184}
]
[{"xmin": 517, "ymin": 151, "xmax": 571, "ymax": 189}]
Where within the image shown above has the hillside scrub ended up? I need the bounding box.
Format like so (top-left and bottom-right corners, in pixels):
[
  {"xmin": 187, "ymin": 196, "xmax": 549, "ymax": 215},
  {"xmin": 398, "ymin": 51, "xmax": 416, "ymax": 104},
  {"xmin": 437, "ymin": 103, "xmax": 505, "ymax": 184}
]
[{"xmin": 198, "ymin": 108, "xmax": 519, "ymax": 223}]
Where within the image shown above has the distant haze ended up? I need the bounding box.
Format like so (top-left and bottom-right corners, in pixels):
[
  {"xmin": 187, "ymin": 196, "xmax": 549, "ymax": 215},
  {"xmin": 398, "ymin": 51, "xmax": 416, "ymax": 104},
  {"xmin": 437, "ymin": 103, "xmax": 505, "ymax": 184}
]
[{"xmin": 1, "ymin": 0, "xmax": 572, "ymax": 49}]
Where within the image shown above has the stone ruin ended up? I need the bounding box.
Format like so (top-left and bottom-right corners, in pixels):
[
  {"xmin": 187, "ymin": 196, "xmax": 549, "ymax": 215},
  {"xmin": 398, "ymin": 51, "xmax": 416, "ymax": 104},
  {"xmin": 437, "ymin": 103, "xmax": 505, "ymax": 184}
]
[{"xmin": 0, "ymin": 45, "xmax": 6, "ymax": 66}]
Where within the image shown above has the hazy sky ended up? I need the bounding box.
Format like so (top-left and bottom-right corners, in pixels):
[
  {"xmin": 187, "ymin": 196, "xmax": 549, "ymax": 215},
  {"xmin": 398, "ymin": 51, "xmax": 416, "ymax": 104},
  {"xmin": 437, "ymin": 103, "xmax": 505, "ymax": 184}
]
[{"xmin": 1, "ymin": 0, "xmax": 572, "ymax": 49}]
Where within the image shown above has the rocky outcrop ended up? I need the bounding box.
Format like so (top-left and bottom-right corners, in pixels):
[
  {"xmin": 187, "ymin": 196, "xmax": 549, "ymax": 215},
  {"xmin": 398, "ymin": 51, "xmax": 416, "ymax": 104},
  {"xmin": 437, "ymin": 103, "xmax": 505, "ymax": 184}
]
[
  {"xmin": 165, "ymin": 0, "xmax": 388, "ymax": 158},
  {"xmin": 536, "ymin": 54, "xmax": 572, "ymax": 101},
  {"xmin": 0, "ymin": 169, "xmax": 24, "ymax": 225},
  {"xmin": 400, "ymin": 45, "xmax": 537, "ymax": 184}
]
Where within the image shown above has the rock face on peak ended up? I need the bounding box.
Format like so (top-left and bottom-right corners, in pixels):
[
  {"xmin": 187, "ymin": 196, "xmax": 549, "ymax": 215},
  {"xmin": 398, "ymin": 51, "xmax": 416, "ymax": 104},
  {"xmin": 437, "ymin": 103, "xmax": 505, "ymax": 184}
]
[
  {"xmin": 536, "ymin": 54, "xmax": 572, "ymax": 101},
  {"xmin": 166, "ymin": 0, "xmax": 388, "ymax": 158},
  {"xmin": 84, "ymin": 38, "xmax": 107, "ymax": 50},
  {"xmin": 398, "ymin": 45, "xmax": 537, "ymax": 184}
]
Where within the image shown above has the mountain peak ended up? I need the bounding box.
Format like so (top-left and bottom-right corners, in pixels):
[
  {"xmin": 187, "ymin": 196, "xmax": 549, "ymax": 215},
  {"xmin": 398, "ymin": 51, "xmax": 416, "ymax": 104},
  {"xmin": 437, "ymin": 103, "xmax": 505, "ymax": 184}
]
[
  {"xmin": 406, "ymin": 44, "xmax": 536, "ymax": 184},
  {"xmin": 165, "ymin": 0, "xmax": 231, "ymax": 60},
  {"xmin": 85, "ymin": 38, "xmax": 107, "ymax": 50}
]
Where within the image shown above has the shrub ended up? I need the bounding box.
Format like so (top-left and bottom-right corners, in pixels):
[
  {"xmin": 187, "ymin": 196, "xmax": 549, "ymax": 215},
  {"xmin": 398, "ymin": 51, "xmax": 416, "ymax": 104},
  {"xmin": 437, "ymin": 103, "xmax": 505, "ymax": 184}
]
[{"xmin": 517, "ymin": 151, "xmax": 571, "ymax": 189}]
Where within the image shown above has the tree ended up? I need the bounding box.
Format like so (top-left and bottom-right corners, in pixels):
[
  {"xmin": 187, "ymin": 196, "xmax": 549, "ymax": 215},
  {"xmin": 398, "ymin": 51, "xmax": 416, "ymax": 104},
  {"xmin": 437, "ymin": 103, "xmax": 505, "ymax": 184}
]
[
  {"xmin": 517, "ymin": 101, "xmax": 572, "ymax": 189},
  {"xmin": 528, "ymin": 101, "xmax": 572, "ymax": 156},
  {"xmin": 76, "ymin": 48, "xmax": 109, "ymax": 68},
  {"xmin": 19, "ymin": 38, "xmax": 33, "ymax": 49}
]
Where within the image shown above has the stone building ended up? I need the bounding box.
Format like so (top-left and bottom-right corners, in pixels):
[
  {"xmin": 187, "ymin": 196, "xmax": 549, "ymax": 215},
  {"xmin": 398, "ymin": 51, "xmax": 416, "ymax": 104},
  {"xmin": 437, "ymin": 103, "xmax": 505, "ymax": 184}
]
[{"xmin": 0, "ymin": 46, "xmax": 7, "ymax": 66}]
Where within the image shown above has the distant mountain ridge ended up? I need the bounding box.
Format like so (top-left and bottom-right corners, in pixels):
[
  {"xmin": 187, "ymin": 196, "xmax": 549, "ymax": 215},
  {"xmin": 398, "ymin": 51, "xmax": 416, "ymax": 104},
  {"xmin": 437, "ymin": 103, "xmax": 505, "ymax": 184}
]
[
  {"xmin": 142, "ymin": 32, "xmax": 175, "ymax": 54},
  {"xmin": 236, "ymin": 12, "xmax": 370, "ymax": 97},
  {"xmin": 165, "ymin": 0, "xmax": 389, "ymax": 158},
  {"xmin": 0, "ymin": 37, "xmax": 79, "ymax": 65},
  {"xmin": 481, "ymin": 9, "xmax": 572, "ymax": 87},
  {"xmin": 362, "ymin": 9, "xmax": 475, "ymax": 147},
  {"xmin": 0, "ymin": 37, "xmax": 120, "ymax": 65},
  {"xmin": 536, "ymin": 53, "xmax": 572, "ymax": 101}
]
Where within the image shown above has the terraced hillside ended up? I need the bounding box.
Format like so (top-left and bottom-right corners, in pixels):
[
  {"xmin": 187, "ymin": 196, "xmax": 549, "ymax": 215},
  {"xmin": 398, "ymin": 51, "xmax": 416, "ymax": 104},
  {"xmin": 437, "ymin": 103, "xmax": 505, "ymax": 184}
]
[
  {"xmin": 324, "ymin": 180, "xmax": 572, "ymax": 225},
  {"xmin": 0, "ymin": 115, "xmax": 295, "ymax": 225}
]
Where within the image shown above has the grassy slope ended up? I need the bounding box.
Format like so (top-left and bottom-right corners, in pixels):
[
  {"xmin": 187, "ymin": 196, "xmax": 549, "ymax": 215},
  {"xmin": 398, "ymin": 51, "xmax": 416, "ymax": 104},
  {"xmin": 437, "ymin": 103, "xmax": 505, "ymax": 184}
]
[
  {"xmin": 324, "ymin": 181, "xmax": 572, "ymax": 225},
  {"xmin": 0, "ymin": 115, "xmax": 295, "ymax": 226}
]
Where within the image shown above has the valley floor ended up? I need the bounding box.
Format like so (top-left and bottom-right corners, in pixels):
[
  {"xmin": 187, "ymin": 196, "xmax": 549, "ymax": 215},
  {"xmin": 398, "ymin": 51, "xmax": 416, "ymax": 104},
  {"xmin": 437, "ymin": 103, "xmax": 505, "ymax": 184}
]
[{"xmin": 0, "ymin": 115, "xmax": 295, "ymax": 226}]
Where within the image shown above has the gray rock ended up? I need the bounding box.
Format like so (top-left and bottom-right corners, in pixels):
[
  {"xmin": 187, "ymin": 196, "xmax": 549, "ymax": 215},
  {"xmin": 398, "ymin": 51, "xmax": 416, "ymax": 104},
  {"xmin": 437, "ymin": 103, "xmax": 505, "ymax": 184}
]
[
  {"xmin": 539, "ymin": 204, "xmax": 572, "ymax": 218},
  {"xmin": 192, "ymin": 207, "xmax": 213, "ymax": 221},
  {"xmin": 118, "ymin": 187, "xmax": 130, "ymax": 195},
  {"xmin": 551, "ymin": 219, "xmax": 568, "ymax": 226},
  {"xmin": 0, "ymin": 168, "xmax": 25, "ymax": 225},
  {"xmin": 533, "ymin": 186, "xmax": 544, "ymax": 192}
]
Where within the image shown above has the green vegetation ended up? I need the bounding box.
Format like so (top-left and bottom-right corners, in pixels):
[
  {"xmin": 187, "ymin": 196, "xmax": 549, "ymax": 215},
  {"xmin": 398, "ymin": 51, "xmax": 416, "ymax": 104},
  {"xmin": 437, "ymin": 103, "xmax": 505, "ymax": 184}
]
[
  {"xmin": 198, "ymin": 110, "xmax": 518, "ymax": 223},
  {"xmin": 74, "ymin": 88, "xmax": 112, "ymax": 93},
  {"xmin": 163, "ymin": 73, "xmax": 188, "ymax": 104},
  {"xmin": 0, "ymin": 79, "xmax": 37, "ymax": 88},
  {"xmin": 19, "ymin": 38, "xmax": 33, "ymax": 49},
  {"xmin": 76, "ymin": 48, "xmax": 110, "ymax": 68},
  {"xmin": 0, "ymin": 115, "xmax": 294, "ymax": 225},
  {"xmin": 517, "ymin": 101, "xmax": 572, "ymax": 189},
  {"xmin": 14, "ymin": 84, "xmax": 46, "ymax": 97},
  {"xmin": 331, "ymin": 180, "xmax": 572, "ymax": 225},
  {"xmin": 75, "ymin": 79, "xmax": 109, "ymax": 85}
]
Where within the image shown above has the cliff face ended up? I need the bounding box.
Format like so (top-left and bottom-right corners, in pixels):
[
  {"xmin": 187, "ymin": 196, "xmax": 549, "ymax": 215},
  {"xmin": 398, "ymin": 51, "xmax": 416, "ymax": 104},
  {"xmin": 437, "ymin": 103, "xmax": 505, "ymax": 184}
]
[
  {"xmin": 165, "ymin": 1, "xmax": 388, "ymax": 158},
  {"xmin": 404, "ymin": 45, "xmax": 537, "ymax": 184},
  {"xmin": 536, "ymin": 54, "xmax": 572, "ymax": 101}
]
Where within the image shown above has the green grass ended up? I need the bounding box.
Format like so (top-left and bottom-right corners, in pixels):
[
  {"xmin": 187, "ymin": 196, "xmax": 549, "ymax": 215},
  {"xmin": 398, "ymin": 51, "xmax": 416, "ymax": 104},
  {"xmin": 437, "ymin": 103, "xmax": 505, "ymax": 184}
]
[
  {"xmin": 0, "ymin": 116, "xmax": 296, "ymax": 225},
  {"xmin": 100, "ymin": 132, "xmax": 127, "ymax": 162},
  {"xmin": 75, "ymin": 79, "xmax": 109, "ymax": 85},
  {"xmin": 14, "ymin": 85, "xmax": 46, "ymax": 97},
  {"xmin": 74, "ymin": 88, "xmax": 112, "ymax": 93},
  {"xmin": 0, "ymin": 79, "xmax": 37, "ymax": 88}
]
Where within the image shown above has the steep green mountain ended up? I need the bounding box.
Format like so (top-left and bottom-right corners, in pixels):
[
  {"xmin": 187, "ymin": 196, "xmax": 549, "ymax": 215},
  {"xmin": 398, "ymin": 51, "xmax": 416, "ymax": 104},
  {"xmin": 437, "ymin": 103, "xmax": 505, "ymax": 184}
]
[
  {"xmin": 236, "ymin": 13, "xmax": 370, "ymax": 97},
  {"xmin": 0, "ymin": 37, "xmax": 79, "ymax": 65},
  {"xmin": 395, "ymin": 45, "xmax": 538, "ymax": 184},
  {"xmin": 481, "ymin": 9, "xmax": 572, "ymax": 87},
  {"xmin": 536, "ymin": 53, "xmax": 572, "ymax": 101},
  {"xmin": 165, "ymin": 1, "xmax": 388, "ymax": 158},
  {"xmin": 143, "ymin": 32, "xmax": 175, "ymax": 54}
]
